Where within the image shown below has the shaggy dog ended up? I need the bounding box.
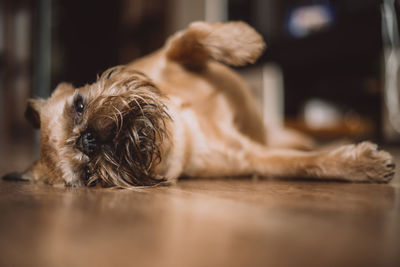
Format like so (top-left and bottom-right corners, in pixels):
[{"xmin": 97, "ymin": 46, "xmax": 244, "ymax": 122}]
[{"xmin": 5, "ymin": 21, "xmax": 395, "ymax": 187}]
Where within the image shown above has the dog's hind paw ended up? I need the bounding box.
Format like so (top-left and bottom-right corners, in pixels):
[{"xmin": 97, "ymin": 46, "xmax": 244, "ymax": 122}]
[{"xmin": 329, "ymin": 141, "xmax": 396, "ymax": 183}]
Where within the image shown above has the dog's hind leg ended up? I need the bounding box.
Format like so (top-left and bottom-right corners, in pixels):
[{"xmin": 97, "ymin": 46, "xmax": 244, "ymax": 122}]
[
  {"xmin": 241, "ymin": 141, "xmax": 395, "ymax": 183},
  {"xmin": 183, "ymin": 124, "xmax": 395, "ymax": 183},
  {"xmin": 165, "ymin": 21, "xmax": 265, "ymax": 70},
  {"xmin": 266, "ymin": 127, "xmax": 316, "ymax": 150}
]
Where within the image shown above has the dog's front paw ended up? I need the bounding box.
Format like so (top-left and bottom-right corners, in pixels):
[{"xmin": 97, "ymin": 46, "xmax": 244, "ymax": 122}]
[
  {"xmin": 64, "ymin": 180, "xmax": 84, "ymax": 187},
  {"xmin": 330, "ymin": 141, "xmax": 395, "ymax": 183}
]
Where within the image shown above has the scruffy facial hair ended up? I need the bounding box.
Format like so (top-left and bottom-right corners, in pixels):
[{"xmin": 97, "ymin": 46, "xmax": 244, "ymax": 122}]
[{"xmin": 77, "ymin": 68, "xmax": 171, "ymax": 187}]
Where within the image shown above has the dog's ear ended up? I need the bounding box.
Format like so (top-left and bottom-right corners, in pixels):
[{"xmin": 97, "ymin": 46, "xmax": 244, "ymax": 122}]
[
  {"xmin": 2, "ymin": 160, "xmax": 42, "ymax": 182},
  {"xmin": 25, "ymin": 99, "xmax": 45, "ymax": 129},
  {"xmin": 2, "ymin": 171, "xmax": 32, "ymax": 182}
]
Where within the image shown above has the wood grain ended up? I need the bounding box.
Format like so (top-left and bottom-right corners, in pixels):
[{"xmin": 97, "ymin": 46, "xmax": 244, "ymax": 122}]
[{"xmin": 1, "ymin": 148, "xmax": 399, "ymax": 267}]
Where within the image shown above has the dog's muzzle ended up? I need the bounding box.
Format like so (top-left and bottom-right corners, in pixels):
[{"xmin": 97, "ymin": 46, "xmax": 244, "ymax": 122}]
[{"xmin": 76, "ymin": 130, "xmax": 98, "ymax": 156}]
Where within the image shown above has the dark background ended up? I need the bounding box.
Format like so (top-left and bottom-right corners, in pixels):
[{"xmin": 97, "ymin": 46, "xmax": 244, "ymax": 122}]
[{"xmin": 0, "ymin": 0, "xmax": 398, "ymax": 153}]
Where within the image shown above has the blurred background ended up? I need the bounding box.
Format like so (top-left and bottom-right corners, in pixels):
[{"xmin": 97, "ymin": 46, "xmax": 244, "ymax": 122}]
[{"xmin": 1, "ymin": 0, "xmax": 400, "ymax": 174}]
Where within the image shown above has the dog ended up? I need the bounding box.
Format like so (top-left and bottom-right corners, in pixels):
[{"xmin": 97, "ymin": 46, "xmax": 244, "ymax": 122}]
[{"xmin": 4, "ymin": 21, "xmax": 396, "ymax": 187}]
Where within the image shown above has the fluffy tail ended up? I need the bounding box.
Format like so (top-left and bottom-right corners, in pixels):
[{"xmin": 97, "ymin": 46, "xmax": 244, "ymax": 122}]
[{"xmin": 166, "ymin": 21, "xmax": 265, "ymax": 69}]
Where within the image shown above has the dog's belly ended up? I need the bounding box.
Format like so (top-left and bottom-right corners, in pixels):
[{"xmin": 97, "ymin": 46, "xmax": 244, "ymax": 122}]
[
  {"xmin": 129, "ymin": 52, "xmax": 267, "ymax": 145},
  {"xmin": 172, "ymin": 100, "xmax": 250, "ymax": 178}
]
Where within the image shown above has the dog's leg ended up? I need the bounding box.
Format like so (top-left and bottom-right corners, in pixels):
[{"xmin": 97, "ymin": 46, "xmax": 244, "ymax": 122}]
[
  {"xmin": 242, "ymin": 141, "xmax": 395, "ymax": 183},
  {"xmin": 182, "ymin": 121, "xmax": 395, "ymax": 183},
  {"xmin": 266, "ymin": 127, "xmax": 316, "ymax": 150},
  {"xmin": 166, "ymin": 21, "xmax": 265, "ymax": 69}
]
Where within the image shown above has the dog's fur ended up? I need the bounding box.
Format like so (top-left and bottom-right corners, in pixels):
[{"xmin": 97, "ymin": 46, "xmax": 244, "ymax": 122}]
[{"xmin": 8, "ymin": 21, "xmax": 396, "ymax": 187}]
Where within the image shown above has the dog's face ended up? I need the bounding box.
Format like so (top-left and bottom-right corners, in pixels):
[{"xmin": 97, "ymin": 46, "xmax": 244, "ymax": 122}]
[{"xmin": 25, "ymin": 67, "xmax": 170, "ymax": 187}]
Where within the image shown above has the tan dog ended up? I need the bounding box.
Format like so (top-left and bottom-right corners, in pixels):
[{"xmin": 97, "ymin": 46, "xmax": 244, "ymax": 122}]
[{"xmin": 6, "ymin": 21, "xmax": 396, "ymax": 187}]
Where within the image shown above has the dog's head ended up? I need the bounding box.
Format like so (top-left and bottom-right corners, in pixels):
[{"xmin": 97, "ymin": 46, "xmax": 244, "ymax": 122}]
[{"xmin": 22, "ymin": 67, "xmax": 170, "ymax": 187}]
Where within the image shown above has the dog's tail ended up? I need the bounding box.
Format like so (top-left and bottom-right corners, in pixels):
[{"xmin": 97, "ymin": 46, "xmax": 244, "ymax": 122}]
[{"xmin": 166, "ymin": 21, "xmax": 265, "ymax": 69}]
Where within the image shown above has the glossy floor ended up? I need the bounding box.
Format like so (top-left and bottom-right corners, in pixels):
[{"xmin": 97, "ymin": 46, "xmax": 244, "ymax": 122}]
[{"xmin": 0, "ymin": 147, "xmax": 399, "ymax": 267}]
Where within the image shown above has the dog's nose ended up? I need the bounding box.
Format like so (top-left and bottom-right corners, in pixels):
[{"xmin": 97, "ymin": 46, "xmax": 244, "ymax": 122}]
[{"xmin": 76, "ymin": 130, "xmax": 98, "ymax": 156}]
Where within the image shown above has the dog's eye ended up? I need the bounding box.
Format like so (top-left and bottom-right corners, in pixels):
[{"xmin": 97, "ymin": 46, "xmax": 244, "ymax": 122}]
[{"xmin": 74, "ymin": 95, "xmax": 85, "ymax": 114}]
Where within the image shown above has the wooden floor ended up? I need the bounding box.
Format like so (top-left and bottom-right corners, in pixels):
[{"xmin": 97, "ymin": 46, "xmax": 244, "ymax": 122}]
[{"xmin": 1, "ymin": 146, "xmax": 400, "ymax": 267}]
